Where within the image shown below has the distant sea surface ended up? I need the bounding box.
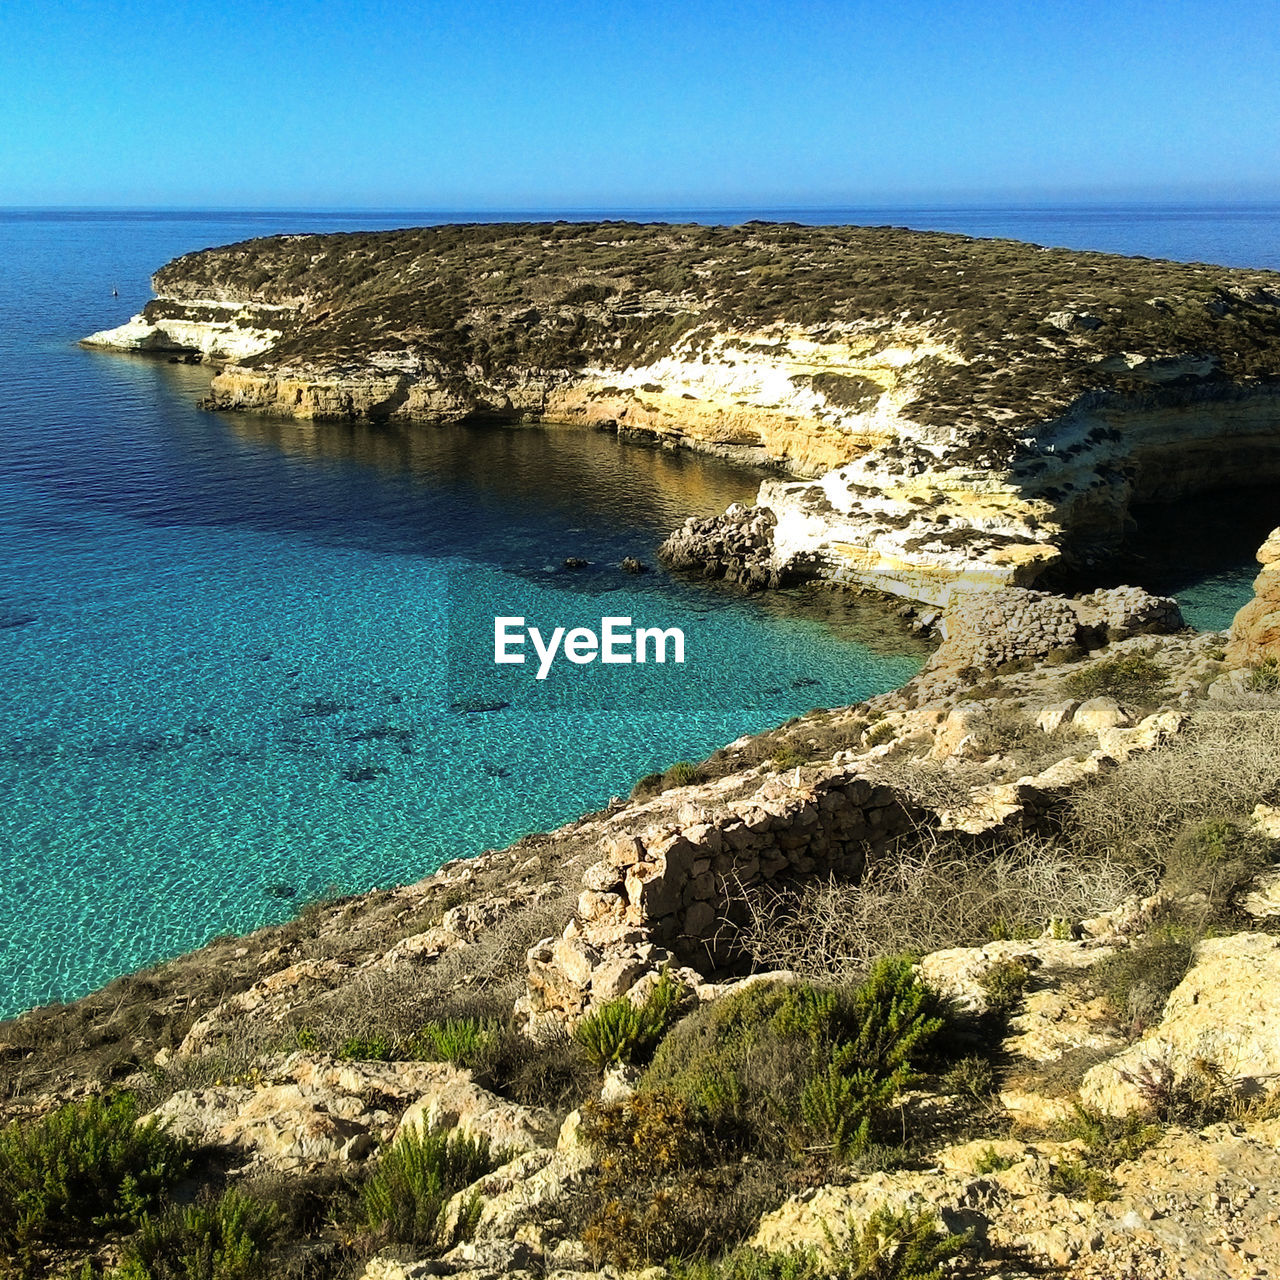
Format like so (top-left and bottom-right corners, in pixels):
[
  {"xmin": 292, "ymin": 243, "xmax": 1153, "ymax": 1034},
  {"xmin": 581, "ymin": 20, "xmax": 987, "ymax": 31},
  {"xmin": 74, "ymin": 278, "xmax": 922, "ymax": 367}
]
[{"xmin": 0, "ymin": 204, "xmax": 1276, "ymax": 1017}]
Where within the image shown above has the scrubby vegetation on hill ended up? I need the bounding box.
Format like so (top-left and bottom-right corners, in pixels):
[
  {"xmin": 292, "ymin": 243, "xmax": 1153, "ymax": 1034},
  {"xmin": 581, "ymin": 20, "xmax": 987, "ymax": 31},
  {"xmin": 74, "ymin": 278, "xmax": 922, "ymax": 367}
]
[
  {"xmin": 150, "ymin": 221, "xmax": 1280, "ymax": 442},
  {"xmin": 1, "ymin": 670, "xmax": 1277, "ymax": 1279}
]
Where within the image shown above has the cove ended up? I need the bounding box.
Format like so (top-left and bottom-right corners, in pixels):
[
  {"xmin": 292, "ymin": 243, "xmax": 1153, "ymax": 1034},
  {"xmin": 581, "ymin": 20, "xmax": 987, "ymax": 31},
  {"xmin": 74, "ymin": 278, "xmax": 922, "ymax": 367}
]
[
  {"xmin": 4, "ymin": 205, "xmax": 1275, "ymax": 1020},
  {"xmin": 0, "ymin": 353, "xmax": 926, "ymax": 1016}
]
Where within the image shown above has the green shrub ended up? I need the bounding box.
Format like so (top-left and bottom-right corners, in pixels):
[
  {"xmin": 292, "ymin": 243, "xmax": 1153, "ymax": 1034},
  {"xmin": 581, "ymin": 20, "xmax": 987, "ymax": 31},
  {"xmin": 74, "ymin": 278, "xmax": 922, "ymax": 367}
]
[
  {"xmin": 1064, "ymin": 1103, "xmax": 1162, "ymax": 1166},
  {"xmin": 0, "ymin": 1095, "xmax": 193, "ymax": 1267},
  {"xmin": 469, "ymin": 1024, "xmax": 596, "ymax": 1111},
  {"xmin": 630, "ymin": 771, "xmax": 666, "ymax": 800},
  {"xmin": 973, "ymin": 1145, "xmax": 1017, "ymax": 1174},
  {"xmin": 978, "ymin": 959, "xmax": 1031, "ymax": 1019},
  {"xmin": 112, "ymin": 1190, "xmax": 278, "ymax": 1280},
  {"xmin": 865, "ymin": 721, "xmax": 896, "ymax": 747},
  {"xmin": 1248, "ymin": 656, "xmax": 1280, "ymax": 693},
  {"xmin": 771, "ymin": 746, "xmax": 808, "ymax": 770},
  {"xmin": 646, "ymin": 960, "xmax": 943, "ymax": 1160},
  {"xmin": 671, "ymin": 1205, "xmax": 973, "ymax": 1280},
  {"xmin": 360, "ymin": 1126, "xmax": 498, "ymax": 1251},
  {"xmin": 337, "ymin": 1034, "xmax": 394, "ymax": 1061},
  {"xmin": 410, "ymin": 1018, "xmax": 499, "ymax": 1068},
  {"xmin": 942, "ymin": 1056, "xmax": 996, "ymax": 1100},
  {"xmin": 574, "ymin": 970, "xmax": 683, "ymax": 1070},
  {"xmin": 629, "ymin": 760, "xmax": 704, "ymax": 799},
  {"xmin": 1048, "ymin": 1158, "xmax": 1116, "ymax": 1203},
  {"xmin": 665, "ymin": 761, "xmax": 703, "ymax": 788},
  {"xmin": 1063, "ymin": 653, "xmax": 1167, "ymax": 703}
]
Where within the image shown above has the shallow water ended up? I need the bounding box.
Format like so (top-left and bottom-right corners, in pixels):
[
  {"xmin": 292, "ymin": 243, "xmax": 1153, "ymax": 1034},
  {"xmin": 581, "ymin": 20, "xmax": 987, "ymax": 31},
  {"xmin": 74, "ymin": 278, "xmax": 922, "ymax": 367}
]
[
  {"xmin": 1, "ymin": 206, "xmax": 1275, "ymax": 1017},
  {"xmin": 0, "ymin": 213, "xmax": 932, "ymax": 1016}
]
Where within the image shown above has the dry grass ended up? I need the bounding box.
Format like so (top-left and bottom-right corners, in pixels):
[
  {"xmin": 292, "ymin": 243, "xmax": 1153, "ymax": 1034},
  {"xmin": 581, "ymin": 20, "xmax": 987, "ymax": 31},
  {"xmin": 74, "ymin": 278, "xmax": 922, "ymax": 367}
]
[
  {"xmin": 1067, "ymin": 699, "xmax": 1280, "ymax": 868},
  {"xmin": 737, "ymin": 833, "xmax": 1142, "ymax": 984},
  {"xmin": 734, "ymin": 698, "xmax": 1280, "ymax": 988}
]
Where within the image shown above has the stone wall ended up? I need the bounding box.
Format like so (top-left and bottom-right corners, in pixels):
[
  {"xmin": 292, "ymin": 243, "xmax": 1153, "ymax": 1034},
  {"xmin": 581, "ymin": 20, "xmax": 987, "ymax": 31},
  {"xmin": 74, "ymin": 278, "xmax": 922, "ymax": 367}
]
[{"xmin": 520, "ymin": 771, "xmax": 918, "ymax": 1032}]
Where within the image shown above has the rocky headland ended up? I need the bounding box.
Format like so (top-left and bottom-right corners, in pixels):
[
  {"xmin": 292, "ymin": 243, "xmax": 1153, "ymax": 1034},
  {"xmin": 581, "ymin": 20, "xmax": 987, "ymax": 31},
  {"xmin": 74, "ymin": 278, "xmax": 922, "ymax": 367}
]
[
  {"xmin": 84, "ymin": 222, "xmax": 1280, "ymax": 604},
  {"xmin": 4, "ymin": 524, "xmax": 1280, "ymax": 1279}
]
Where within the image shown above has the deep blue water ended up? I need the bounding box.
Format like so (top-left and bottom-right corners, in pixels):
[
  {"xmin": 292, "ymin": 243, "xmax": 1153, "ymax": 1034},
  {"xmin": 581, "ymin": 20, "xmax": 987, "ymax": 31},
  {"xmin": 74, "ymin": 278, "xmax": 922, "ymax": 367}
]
[{"xmin": 1, "ymin": 205, "xmax": 1276, "ymax": 1018}]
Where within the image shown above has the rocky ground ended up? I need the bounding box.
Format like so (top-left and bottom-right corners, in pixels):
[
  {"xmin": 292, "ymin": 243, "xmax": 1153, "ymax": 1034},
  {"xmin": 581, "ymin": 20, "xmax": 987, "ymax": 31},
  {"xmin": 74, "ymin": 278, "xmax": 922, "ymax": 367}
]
[{"xmin": 3, "ymin": 535, "xmax": 1280, "ymax": 1280}]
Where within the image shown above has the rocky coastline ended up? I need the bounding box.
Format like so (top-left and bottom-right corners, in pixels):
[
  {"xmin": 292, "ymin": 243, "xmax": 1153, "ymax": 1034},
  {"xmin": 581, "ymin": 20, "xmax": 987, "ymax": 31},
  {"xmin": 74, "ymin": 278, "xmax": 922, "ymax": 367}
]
[
  {"xmin": 83, "ymin": 221, "xmax": 1280, "ymax": 605},
  {"xmin": 50, "ymin": 224, "xmax": 1280, "ymax": 1277},
  {"xmin": 4, "ymin": 525, "xmax": 1280, "ymax": 1279}
]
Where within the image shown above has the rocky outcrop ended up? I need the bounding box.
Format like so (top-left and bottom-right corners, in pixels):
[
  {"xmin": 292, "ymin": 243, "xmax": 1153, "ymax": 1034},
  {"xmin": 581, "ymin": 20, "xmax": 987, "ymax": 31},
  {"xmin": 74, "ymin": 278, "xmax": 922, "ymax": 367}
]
[
  {"xmin": 148, "ymin": 1054, "xmax": 546, "ymax": 1172},
  {"xmin": 749, "ymin": 385, "xmax": 1280, "ymax": 606},
  {"xmin": 752, "ymin": 1121, "xmax": 1280, "ymax": 1279},
  {"xmin": 82, "ymin": 298, "xmax": 287, "ymax": 361},
  {"xmin": 1226, "ymin": 527, "xmax": 1280, "ymax": 668},
  {"xmin": 84, "ymin": 222, "xmax": 1280, "ymax": 603},
  {"xmin": 921, "ymin": 584, "xmax": 1183, "ymax": 687},
  {"xmin": 659, "ymin": 504, "xmax": 814, "ymax": 589},
  {"xmin": 1081, "ymin": 933, "xmax": 1280, "ymax": 1116}
]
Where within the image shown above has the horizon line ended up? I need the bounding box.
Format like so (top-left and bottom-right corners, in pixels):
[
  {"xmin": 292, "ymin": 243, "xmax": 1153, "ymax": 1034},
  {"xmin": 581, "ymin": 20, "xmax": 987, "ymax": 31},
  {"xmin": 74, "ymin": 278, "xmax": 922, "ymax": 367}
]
[{"xmin": 6, "ymin": 198, "xmax": 1280, "ymax": 218}]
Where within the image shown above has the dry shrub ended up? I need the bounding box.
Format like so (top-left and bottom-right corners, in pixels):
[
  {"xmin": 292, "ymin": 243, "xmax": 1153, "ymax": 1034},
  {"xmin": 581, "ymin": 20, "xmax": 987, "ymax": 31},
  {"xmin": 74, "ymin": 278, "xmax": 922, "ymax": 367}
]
[
  {"xmin": 1006, "ymin": 1044, "xmax": 1116, "ymax": 1102},
  {"xmin": 471, "ymin": 1025, "xmax": 596, "ymax": 1112},
  {"xmin": 965, "ymin": 704, "xmax": 1040, "ymax": 756},
  {"xmin": 573, "ymin": 1093, "xmax": 787, "ymax": 1268},
  {"xmin": 1066, "ymin": 702, "xmax": 1280, "ymax": 869},
  {"xmin": 738, "ymin": 835, "xmax": 1141, "ymax": 984}
]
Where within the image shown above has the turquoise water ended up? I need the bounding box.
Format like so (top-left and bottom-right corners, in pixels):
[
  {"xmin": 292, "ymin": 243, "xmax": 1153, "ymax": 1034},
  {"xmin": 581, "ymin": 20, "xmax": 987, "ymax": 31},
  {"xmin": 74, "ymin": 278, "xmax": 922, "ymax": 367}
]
[
  {"xmin": 2, "ymin": 207, "xmax": 1277, "ymax": 1018},
  {"xmin": 0, "ymin": 212, "xmax": 930, "ymax": 1017}
]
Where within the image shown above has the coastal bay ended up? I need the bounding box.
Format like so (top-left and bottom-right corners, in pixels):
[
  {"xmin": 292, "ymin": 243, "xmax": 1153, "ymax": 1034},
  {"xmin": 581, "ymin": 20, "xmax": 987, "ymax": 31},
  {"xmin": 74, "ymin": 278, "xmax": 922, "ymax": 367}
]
[{"xmin": 4, "ymin": 204, "xmax": 1280, "ymax": 1280}]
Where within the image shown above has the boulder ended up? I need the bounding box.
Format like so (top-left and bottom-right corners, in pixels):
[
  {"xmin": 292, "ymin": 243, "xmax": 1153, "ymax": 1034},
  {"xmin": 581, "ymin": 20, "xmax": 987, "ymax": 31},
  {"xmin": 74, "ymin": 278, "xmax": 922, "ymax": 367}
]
[
  {"xmin": 1035, "ymin": 699, "xmax": 1078, "ymax": 734},
  {"xmin": 1243, "ymin": 869, "xmax": 1280, "ymax": 920},
  {"xmin": 929, "ymin": 702, "xmax": 993, "ymax": 759},
  {"xmin": 1095, "ymin": 709, "xmax": 1187, "ymax": 762},
  {"xmin": 752, "ymin": 1171, "xmax": 989, "ymax": 1256},
  {"xmin": 453, "ymin": 1111, "xmax": 596, "ymax": 1244},
  {"xmin": 1073, "ymin": 696, "xmax": 1130, "ymax": 732},
  {"xmin": 397, "ymin": 1071, "xmax": 558, "ymax": 1156}
]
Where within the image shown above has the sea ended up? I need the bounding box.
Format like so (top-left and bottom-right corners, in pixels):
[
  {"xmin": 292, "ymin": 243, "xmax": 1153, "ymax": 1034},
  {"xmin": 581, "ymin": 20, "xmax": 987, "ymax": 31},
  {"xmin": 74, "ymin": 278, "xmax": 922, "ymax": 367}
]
[{"xmin": 1, "ymin": 204, "xmax": 1278, "ymax": 1018}]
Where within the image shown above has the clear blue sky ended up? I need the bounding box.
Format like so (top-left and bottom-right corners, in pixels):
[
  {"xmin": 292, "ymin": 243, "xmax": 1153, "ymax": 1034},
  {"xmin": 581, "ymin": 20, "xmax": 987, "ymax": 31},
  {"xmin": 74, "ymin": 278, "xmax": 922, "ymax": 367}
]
[{"xmin": 2, "ymin": 0, "xmax": 1278, "ymax": 209}]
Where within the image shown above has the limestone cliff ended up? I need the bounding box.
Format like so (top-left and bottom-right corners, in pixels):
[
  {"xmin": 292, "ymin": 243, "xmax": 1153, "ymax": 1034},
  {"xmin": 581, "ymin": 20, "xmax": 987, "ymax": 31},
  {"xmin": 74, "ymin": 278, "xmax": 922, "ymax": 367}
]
[
  {"xmin": 1227, "ymin": 526, "xmax": 1280, "ymax": 667},
  {"xmin": 83, "ymin": 221, "xmax": 1280, "ymax": 603}
]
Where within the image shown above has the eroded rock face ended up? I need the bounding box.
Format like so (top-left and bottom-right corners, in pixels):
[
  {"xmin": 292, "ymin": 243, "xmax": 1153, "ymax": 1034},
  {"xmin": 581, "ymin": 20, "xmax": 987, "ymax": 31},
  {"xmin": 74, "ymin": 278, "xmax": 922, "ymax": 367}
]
[
  {"xmin": 1226, "ymin": 527, "xmax": 1280, "ymax": 667},
  {"xmin": 82, "ymin": 298, "xmax": 287, "ymax": 361}
]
